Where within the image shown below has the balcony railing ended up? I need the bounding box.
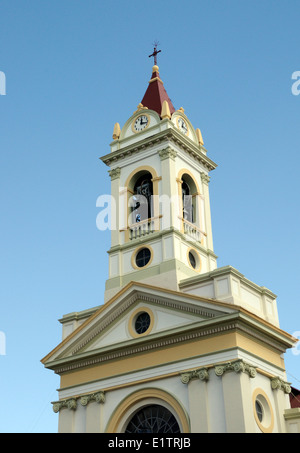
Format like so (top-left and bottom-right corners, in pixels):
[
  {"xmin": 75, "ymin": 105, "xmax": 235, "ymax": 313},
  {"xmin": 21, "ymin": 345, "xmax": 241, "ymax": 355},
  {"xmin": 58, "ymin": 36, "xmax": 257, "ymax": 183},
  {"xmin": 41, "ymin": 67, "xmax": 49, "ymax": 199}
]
[
  {"xmin": 129, "ymin": 218, "xmax": 157, "ymax": 240},
  {"xmin": 183, "ymin": 218, "xmax": 206, "ymax": 244},
  {"xmin": 128, "ymin": 216, "xmax": 206, "ymax": 244}
]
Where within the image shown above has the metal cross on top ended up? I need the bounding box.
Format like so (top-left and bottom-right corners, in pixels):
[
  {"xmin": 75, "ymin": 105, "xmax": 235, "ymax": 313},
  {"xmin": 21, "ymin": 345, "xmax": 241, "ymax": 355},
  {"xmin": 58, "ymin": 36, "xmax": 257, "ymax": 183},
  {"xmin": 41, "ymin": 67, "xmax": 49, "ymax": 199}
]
[{"xmin": 149, "ymin": 44, "xmax": 161, "ymax": 66}]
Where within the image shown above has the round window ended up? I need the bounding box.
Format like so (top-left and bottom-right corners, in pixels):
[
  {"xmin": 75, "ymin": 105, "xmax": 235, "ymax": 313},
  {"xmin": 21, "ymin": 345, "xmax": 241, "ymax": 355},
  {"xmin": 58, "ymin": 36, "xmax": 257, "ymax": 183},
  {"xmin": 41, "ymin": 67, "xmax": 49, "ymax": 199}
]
[
  {"xmin": 255, "ymin": 400, "xmax": 263, "ymax": 422},
  {"xmin": 188, "ymin": 251, "xmax": 196, "ymax": 269},
  {"xmin": 188, "ymin": 249, "xmax": 201, "ymax": 271},
  {"xmin": 135, "ymin": 312, "xmax": 151, "ymax": 334},
  {"xmin": 135, "ymin": 247, "xmax": 151, "ymax": 268},
  {"xmin": 253, "ymin": 389, "xmax": 274, "ymax": 433}
]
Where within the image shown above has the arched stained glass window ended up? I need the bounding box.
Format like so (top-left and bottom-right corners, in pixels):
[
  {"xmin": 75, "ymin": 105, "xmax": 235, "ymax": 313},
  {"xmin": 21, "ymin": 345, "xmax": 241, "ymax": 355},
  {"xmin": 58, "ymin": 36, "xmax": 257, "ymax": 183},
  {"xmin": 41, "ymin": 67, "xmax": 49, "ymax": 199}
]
[{"xmin": 125, "ymin": 405, "xmax": 180, "ymax": 433}]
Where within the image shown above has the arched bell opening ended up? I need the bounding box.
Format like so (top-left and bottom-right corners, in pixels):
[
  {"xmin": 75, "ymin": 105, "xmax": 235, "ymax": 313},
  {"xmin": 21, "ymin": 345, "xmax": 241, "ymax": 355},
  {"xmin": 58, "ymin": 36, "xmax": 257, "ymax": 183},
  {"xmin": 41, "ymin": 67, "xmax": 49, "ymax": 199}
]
[
  {"xmin": 124, "ymin": 166, "xmax": 160, "ymax": 241},
  {"xmin": 180, "ymin": 173, "xmax": 198, "ymax": 225},
  {"xmin": 130, "ymin": 171, "xmax": 154, "ymax": 224}
]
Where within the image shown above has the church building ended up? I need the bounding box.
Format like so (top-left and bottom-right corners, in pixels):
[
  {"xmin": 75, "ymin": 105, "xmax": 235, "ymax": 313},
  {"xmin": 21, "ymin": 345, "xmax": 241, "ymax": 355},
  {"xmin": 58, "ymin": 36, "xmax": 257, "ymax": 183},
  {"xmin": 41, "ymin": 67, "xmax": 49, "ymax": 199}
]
[{"xmin": 42, "ymin": 48, "xmax": 300, "ymax": 433}]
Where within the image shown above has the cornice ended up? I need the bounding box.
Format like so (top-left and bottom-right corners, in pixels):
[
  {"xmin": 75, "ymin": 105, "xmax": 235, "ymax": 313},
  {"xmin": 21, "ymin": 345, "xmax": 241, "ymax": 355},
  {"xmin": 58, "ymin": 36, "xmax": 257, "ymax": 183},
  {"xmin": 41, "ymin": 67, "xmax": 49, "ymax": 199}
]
[
  {"xmin": 51, "ymin": 366, "xmax": 291, "ymax": 413},
  {"xmin": 59, "ymin": 306, "xmax": 101, "ymax": 325},
  {"xmin": 179, "ymin": 265, "xmax": 277, "ymax": 299},
  {"xmin": 284, "ymin": 408, "xmax": 300, "ymax": 420},
  {"xmin": 107, "ymin": 226, "xmax": 213, "ymax": 256},
  {"xmin": 47, "ymin": 317, "xmax": 240, "ymax": 375},
  {"xmin": 232, "ymin": 311, "xmax": 295, "ymax": 353},
  {"xmin": 43, "ymin": 309, "xmax": 293, "ymax": 376},
  {"xmin": 55, "ymin": 292, "xmax": 227, "ymax": 360},
  {"xmin": 42, "ymin": 277, "xmax": 295, "ymax": 369},
  {"xmin": 101, "ymin": 127, "xmax": 217, "ymax": 172}
]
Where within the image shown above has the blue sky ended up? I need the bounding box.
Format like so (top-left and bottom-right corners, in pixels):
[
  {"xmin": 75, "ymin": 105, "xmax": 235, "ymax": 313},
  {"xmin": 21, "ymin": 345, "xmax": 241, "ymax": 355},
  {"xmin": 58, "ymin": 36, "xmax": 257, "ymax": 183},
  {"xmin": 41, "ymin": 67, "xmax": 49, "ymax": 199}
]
[{"xmin": 0, "ymin": 0, "xmax": 299, "ymax": 432}]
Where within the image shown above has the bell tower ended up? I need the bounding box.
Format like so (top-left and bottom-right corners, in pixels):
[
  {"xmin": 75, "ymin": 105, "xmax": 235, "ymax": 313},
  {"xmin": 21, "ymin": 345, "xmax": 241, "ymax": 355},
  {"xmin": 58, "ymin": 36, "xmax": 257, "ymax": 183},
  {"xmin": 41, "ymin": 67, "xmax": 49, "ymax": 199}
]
[
  {"xmin": 43, "ymin": 48, "xmax": 299, "ymax": 435},
  {"xmin": 101, "ymin": 51, "xmax": 218, "ymax": 302}
]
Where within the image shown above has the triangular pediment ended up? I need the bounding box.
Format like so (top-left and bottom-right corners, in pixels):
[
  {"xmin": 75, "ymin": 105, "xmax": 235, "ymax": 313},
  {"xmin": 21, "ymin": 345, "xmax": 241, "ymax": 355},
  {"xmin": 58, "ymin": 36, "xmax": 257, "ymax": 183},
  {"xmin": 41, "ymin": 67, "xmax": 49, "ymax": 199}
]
[
  {"xmin": 42, "ymin": 282, "xmax": 239, "ymax": 367},
  {"xmin": 83, "ymin": 300, "xmax": 209, "ymax": 353}
]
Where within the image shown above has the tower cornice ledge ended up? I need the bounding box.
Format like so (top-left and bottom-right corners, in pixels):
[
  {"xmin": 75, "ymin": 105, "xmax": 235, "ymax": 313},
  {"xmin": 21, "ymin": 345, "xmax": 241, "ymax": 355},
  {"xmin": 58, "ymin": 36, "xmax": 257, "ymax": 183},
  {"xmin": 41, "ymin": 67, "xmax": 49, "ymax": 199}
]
[
  {"xmin": 179, "ymin": 265, "xmax": 277, "ymax": 299},
  {"xmin": 179, "ymin": 265, "xmax": 280, "ymax": 328},
  {"xmin": 101, "ymin": 127, "xmax": 217, "ymax": 172}
]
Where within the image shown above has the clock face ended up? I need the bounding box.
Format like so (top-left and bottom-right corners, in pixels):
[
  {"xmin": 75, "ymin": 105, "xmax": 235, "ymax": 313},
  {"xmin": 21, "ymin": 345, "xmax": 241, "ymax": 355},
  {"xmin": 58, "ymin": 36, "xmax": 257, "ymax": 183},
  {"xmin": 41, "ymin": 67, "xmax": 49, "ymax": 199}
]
[
  {"xmin": 177, "ymin": 117, "xmax": 188, "ymax": 135},
  {"xmin": 133, "ymin": 115, "xmax": 149, "ymax": 132}
]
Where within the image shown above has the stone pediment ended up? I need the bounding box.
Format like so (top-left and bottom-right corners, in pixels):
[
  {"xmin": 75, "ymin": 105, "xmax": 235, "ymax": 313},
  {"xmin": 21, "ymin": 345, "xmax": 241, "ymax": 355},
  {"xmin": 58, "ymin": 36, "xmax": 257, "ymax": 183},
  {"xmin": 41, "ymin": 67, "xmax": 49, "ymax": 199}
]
[
  {"xmin": 42, "ymin": 282, "xmax": 296, "ymax": 378},
  {"xmin": 42, "ymin": 282, "xmax": 237, "ymax": 368}
]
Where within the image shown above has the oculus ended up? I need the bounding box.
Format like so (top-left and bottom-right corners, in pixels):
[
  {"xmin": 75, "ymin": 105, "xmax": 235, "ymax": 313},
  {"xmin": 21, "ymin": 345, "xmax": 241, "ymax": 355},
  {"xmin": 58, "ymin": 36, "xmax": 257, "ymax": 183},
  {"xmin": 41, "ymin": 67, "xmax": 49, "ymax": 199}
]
[
  {"xmin": 135, "ymin": 247, "xmax": 151, "ymax": 268},
  {"xmin": 188, "ymin": 251, "xmax": 197, "ymax": 269},
  {"xmin": 188, "ymin": 249, "xmax": 200, "ymax": 271},
  {"xmin": 134, "ymin": 311, "xmax": 151, "ymax": 334}
]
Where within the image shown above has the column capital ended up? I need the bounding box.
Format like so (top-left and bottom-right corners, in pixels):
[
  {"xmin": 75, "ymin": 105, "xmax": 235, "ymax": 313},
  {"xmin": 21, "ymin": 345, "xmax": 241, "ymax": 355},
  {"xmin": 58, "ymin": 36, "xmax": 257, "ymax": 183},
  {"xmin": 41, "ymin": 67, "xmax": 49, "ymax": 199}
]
[
  {"xmin": 159, "ymin": 146, "xmax": 177, "ymax": 161},
  {"xmin": 271, "ymin": 377, "xmax": 291, "ymax": 394},
  {"xmin": 214, "ymin": 360, "xmax": 257, "ymax": 378},
  {"xmin": 109, "ymin": 167, "xmax": 121, "ymax": 180},
  {"xmin": 53, "ymin": 398, "xmax": 77, "ymax": 413},
  {"xmin": 180, "ymin": 367, "xmax": 209, "ymax": 384},
  {"xmin": 200, "ymin": 172, "xmax": 210, "ymax": 185},
  {"xmin": 52, "ymin": 391, "xmax": 105, "ymax": 413}
]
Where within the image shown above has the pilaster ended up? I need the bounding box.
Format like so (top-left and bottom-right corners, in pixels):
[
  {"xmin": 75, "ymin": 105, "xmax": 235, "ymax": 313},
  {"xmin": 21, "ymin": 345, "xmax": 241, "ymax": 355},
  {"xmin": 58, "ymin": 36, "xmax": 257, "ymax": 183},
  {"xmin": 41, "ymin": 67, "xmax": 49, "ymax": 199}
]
[
  {"xmin": 180, "ymin": 368, "xmax": 210, "ymax": 433},
  {"xmin": 58, "ymin": 406, "xmax": 74, "ymax": 433},
  {"xmin": 108, "ymin": 167, "xmax": 121, "ymax": 248},
  {"xmin": 214, "ymin": 360, "xmax": 257, "ymax": 433},
  {"xmin": 200, "ymin": 172, "xmax": 214, "ymax": 252},
  {"xmin": 271, "ymin": 377, "xmax": 291, "ymax": 433},
  {"xmin": 53, "ymin": 391, "xmax": 105, "ymax": 433},
  {"xmin": 159, "ymin": 146, "xmax": 179, "ymax": 232}
]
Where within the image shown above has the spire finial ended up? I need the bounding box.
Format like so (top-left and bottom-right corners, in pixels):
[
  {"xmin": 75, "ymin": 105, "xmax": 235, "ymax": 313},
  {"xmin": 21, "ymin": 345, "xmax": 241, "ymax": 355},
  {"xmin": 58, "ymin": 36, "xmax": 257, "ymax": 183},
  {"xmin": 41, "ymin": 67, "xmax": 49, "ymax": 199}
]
[{"xmin": 149, "ymin": 41, "xmax": 161, "ymax": 66}]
